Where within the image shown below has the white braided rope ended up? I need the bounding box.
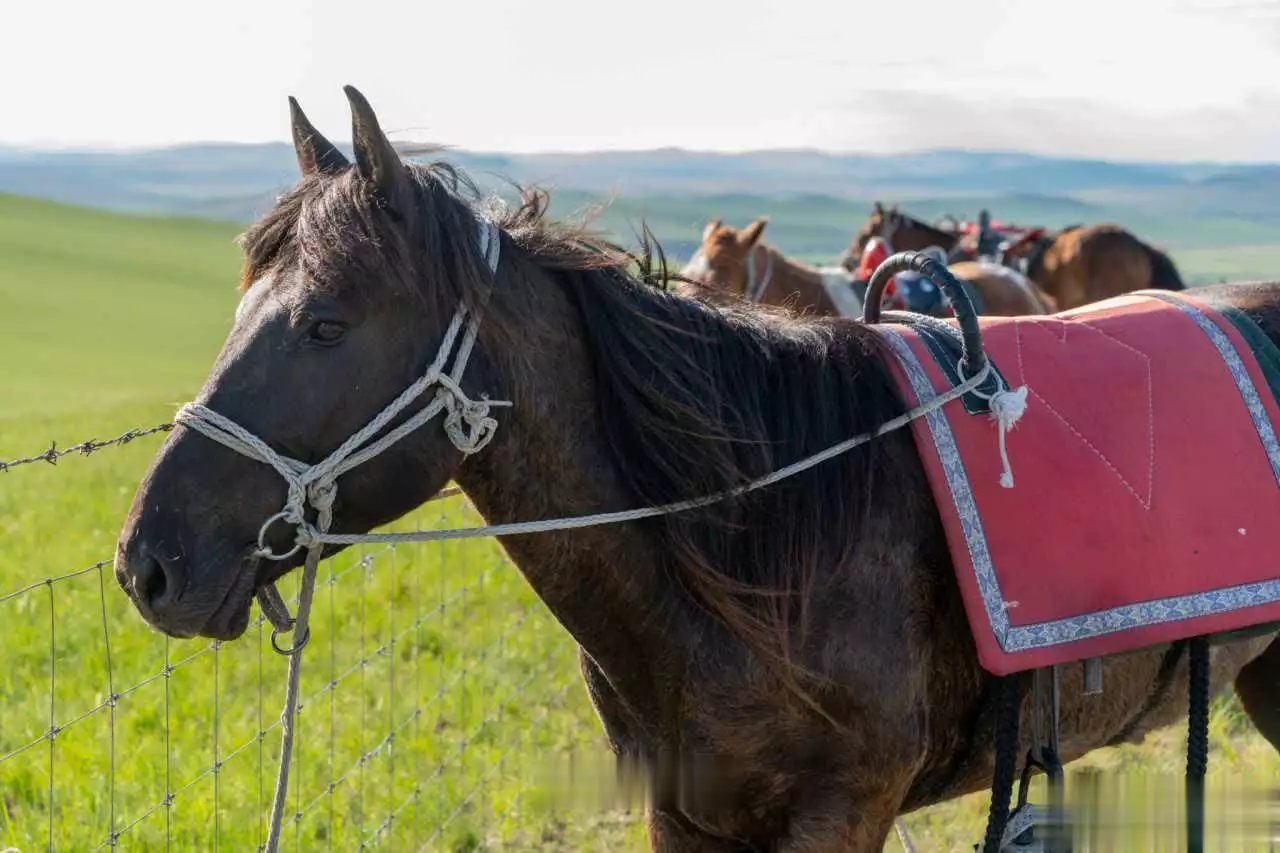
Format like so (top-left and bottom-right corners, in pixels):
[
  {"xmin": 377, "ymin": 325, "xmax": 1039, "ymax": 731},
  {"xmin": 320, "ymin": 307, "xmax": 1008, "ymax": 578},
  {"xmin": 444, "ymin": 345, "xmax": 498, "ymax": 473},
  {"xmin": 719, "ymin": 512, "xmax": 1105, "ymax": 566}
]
[
  {"xmin": 176, "ymin": 219, "xmax": 509, "ymax": 564},
  {"xmin": 745, "ymin": 243, "xmax": 775, "ymax": 303},
  {"xmin": 303, "ymin": 360, "xmax": 991, "ymax": 547}
]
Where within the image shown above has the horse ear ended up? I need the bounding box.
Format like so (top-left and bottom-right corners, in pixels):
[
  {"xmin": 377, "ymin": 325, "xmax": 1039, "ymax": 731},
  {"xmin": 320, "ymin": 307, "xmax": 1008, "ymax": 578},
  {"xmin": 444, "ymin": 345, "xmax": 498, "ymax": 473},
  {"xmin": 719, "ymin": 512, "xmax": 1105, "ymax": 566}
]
[
  {"xmin": 702, "ymin": 218, "xmax": 722, "ymax": 242},
  {"xmin": 873, "ymin": 201, "xmax": 884, "ymax": 215},
  {"xmin": 738, "ymin": 217, "xmax": 768, "ymax": 248},
  {"xmin": 289, "ymin": 97, "xmax": 348, "ymax": 177},
  {"xmin": 343, "ymin": 85, "xmax": 409, "ymax": 205}
]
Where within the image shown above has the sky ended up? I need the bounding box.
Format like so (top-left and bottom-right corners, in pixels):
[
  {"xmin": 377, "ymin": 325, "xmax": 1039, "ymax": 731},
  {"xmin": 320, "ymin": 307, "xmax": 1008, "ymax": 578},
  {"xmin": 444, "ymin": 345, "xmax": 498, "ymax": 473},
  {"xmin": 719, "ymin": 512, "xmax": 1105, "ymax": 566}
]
[{"xmin": 6, "ymin": 0, "xmax": 1280, "ymax": 161}]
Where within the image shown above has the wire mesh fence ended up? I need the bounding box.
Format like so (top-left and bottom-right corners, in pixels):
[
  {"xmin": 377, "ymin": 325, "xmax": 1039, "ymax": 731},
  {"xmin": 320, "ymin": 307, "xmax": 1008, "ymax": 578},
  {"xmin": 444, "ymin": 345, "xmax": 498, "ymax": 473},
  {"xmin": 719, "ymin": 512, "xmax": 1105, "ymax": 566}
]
[{"xmin": 0, "ymin": 426, "xmax": 630, "ymax": 852}]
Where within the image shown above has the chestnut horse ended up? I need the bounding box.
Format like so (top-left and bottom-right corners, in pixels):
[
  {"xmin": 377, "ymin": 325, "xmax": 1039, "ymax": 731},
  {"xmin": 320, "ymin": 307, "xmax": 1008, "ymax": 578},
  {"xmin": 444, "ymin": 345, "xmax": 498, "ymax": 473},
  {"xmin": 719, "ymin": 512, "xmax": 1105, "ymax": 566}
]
[
  {"xmin": 686, "ymin": 217, "xmax": 1051, "ymax": 318},
  {"xmin": 679, "ymin": 218, "xmax": 867, "ymax": 317},
  {"xmin": 999, "ymin": 223, "xmax": 1185, "ymax": 311},
  {"xmin": 115, "ymin": 88, "xmax": 1280, "ymax": 852}
]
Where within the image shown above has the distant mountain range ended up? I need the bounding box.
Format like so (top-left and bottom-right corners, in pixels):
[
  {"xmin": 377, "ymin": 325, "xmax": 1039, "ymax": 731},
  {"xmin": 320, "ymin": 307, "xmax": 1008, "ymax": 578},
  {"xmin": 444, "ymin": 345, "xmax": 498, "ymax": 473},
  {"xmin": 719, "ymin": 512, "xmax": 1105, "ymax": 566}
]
[
  {"xmin": 3, "ymin": 142, "xmax": 1280, "ymax": 220},
  {"xmin": 3, "ymin": 142, "xmax": 1280, "ymax": 266}
]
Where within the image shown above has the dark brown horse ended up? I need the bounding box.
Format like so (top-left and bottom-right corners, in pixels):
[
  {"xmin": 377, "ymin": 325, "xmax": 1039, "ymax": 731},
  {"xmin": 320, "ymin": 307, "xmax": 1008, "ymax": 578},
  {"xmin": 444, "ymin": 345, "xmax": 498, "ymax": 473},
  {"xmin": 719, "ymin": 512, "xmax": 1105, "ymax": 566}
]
[
  {"xmin": 115, "ymin": 88, "xmax": 1280, "ymax": 852},
  {"xmin": 999, "ymin": 223, "xmax": 1185, "ymax": 311},
  {"xmin": 685, "ymin": 217, "xmax": 1052, "ymax": 318},
  {"xmin": 837, "ymin": 202, "xmax": 962, "ymax": 271}
]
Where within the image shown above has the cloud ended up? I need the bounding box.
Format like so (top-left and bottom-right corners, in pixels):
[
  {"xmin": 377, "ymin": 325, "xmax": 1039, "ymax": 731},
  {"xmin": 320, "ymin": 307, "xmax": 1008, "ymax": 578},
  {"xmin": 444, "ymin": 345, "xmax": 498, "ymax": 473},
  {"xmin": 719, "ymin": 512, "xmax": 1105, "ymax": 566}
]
[{"xmin": 826, "ymin": 88, "xmax": 1280, "ymax": 162}]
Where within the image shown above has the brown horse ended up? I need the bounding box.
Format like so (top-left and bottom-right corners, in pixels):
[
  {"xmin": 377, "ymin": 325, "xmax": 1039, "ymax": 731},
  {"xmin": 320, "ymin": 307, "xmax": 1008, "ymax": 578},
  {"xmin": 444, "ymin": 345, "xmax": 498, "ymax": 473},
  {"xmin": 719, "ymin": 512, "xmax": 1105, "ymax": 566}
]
[
  {"xmin": 1000, "ymin": 223, "xmax": 1185, "ymax": 311},
  {"xmin": 115, "ymin": 88, "xmax": 1280, "ymax": 852},
  {"xmin": 686, "ymin": 217, "xmax": 1052, "ymax": 318}
]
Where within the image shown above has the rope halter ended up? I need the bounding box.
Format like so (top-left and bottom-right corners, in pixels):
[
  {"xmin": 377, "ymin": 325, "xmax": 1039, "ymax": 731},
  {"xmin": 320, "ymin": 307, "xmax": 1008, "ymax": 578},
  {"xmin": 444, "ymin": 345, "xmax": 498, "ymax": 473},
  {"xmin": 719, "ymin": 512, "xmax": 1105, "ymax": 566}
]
[
  {"xmin": 744, "ymin": 243, "xmax": 775, "ymax": 303},
  {"xmin": 172, "ymin": 215, "xmax": 509, "ymax": 646}
]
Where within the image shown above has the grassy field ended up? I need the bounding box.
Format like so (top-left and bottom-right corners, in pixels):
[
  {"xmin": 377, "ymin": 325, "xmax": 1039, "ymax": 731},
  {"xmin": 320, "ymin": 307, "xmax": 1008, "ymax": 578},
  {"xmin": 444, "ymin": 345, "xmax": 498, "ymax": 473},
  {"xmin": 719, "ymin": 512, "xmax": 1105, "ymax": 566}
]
[{"xmin": 2, "ymin": 191, "xmax": 1280, "ymax": 851}]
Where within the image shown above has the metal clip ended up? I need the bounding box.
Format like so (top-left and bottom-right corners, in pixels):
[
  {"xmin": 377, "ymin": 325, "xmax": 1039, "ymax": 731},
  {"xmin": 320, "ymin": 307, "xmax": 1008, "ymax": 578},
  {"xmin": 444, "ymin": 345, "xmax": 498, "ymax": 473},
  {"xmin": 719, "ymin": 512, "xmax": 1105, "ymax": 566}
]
[{"xmin": 1083, "ymin": 658, "xmax": 1102, "ymax": 695}]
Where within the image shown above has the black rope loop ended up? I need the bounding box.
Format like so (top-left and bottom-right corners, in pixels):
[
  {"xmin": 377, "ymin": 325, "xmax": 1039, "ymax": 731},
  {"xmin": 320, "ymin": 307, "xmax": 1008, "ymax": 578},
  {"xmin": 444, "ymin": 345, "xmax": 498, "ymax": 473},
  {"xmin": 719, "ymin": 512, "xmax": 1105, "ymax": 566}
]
[{"xmin": 860, "ymin": 250, "xmax": 989, "ymax": 381}]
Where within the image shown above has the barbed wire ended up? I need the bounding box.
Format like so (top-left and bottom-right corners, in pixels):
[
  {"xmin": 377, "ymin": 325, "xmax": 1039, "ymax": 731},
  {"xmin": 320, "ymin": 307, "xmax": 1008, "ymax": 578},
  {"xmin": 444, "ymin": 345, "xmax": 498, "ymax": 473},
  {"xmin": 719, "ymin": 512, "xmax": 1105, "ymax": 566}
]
[
  {"xmin": 0, "ymin": 422, "xmax": 174, "ymax": 473},
  {"xmin": 0, "ymin": 421, "xmax": 467, "ymax": 503}
]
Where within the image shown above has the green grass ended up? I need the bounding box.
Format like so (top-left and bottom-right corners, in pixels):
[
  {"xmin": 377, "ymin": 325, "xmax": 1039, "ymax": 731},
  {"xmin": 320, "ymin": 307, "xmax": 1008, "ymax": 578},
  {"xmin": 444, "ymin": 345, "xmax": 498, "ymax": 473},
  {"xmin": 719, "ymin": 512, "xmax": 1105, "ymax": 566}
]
[{"xmin": 2, "ymin": 192, "xmax": 1279, "ymax": 851}]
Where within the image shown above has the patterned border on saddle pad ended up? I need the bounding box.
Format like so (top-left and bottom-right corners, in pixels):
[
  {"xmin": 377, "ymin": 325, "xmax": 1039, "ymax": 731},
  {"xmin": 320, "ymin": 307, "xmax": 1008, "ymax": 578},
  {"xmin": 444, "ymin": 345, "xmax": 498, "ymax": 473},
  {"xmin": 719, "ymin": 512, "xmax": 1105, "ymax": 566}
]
[{"xmin": 870, "ymin": 289, "xmax": 1280, "ymax": 675}]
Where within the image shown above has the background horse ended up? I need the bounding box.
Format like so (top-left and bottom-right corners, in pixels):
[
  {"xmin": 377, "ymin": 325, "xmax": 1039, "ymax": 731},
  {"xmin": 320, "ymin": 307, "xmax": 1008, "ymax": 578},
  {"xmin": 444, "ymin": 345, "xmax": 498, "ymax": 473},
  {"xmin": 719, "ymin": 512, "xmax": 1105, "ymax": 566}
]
[
  {"xmin": 686, "ymin": 217, "xmax": 1051, "ymax": 318},
  {"xmin": 680, "ymin": 217, "xmax": 866, "ymax": 317},
  {"xmin": 115, "ymin": 87, "xmax": 1280, "ymax": 852},
  {"xmin": 840, "ymin": 203, "xmax": 1186, "ymax": 312},
  {"xmin": 1000, "ymin": 222, "xmax": 1186, "ymax": 310},
  {"xmin": 837, "ymin": 202, "xmax": 961, "ymax": 270}
]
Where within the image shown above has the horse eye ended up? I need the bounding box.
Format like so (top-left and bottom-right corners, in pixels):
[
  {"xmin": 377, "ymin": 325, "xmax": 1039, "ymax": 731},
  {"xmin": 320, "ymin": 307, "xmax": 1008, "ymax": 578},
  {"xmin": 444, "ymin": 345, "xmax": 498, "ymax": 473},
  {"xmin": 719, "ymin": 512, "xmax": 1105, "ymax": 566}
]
[{"xmin": 308, "ymin": 321, "xmax": 346, "ymax": 345}]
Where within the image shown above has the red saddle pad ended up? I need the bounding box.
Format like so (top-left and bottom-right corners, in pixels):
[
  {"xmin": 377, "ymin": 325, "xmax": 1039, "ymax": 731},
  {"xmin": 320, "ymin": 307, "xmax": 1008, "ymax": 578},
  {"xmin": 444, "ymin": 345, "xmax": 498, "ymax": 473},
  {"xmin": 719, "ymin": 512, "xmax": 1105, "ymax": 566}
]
[{"xmin": 871, "ymin": 290, "xmax": 1280, "ymax": 675}]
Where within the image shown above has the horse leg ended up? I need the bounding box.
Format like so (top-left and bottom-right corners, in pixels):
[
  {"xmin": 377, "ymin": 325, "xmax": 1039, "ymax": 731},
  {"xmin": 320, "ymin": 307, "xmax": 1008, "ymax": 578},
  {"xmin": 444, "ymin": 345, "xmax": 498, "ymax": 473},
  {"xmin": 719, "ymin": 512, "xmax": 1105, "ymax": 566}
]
[
  {"xmin": 646, "ymin": 809, "xmax": 755, "ymax": 852},
  {"xmin": 775, "ymin": 785, "xmax": 908, "ymax": 853},
  {"xmin": 1233, "ymin": 636, "xmax": 1280, "ymax": 750}
]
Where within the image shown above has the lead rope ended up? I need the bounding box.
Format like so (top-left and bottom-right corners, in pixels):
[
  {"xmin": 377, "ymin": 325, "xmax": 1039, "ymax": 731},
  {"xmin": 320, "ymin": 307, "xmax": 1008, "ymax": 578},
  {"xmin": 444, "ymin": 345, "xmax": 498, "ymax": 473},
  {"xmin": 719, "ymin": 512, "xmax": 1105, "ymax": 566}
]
[
  {"xmin": 174, "ymin": 225, "xmax": 998, "ymax": 852},
  {"xmin": 260, "ymin": 496, "xmax": 327, "ymax": 852}
]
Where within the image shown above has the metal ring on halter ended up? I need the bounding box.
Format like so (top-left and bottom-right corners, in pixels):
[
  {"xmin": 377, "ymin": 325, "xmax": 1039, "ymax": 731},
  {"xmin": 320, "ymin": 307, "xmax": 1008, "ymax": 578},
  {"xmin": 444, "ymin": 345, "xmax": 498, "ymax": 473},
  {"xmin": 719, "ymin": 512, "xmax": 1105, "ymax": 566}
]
[
  {"xmin": 271, "ymin": 623, "xmax": 311, "ymax": 655},
  {"xmin": 256, "ymin": 511, "xmax": 305, "ymax": 561}
]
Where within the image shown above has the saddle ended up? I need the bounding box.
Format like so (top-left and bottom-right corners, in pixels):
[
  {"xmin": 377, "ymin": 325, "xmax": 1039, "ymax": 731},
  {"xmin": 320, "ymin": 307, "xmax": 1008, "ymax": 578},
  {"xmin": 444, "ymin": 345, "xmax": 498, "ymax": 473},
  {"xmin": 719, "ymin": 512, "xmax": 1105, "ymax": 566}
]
[{"xmin": 862, "ymin": 253, "xmax": 1280, "ymax": 852}]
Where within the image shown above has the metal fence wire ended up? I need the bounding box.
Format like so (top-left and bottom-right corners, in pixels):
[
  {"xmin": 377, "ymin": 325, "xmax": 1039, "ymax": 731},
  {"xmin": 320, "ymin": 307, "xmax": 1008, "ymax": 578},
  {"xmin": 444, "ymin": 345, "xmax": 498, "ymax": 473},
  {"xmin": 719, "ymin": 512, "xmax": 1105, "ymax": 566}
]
[{"xmin": 0, "ymin": 427, "xmax": 621, "ymax": 852}]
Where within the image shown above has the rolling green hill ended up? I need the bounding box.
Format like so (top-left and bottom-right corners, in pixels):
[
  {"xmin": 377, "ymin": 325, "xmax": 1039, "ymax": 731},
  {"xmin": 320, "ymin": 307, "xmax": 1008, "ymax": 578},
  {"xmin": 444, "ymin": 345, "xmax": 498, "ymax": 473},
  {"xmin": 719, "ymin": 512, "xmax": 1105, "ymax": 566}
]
[{"xmin": 0, "ymin": 194, "xmax": 243, "ymax": 418}]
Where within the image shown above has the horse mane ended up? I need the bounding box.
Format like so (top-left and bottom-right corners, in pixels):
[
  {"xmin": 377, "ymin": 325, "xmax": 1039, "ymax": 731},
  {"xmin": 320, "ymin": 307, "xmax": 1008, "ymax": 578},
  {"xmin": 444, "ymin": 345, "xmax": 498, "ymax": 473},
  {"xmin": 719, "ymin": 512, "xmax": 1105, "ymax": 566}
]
[
  {"xmin": 557, "ymin": 268, "xmax": 917, "ymax": 714},
  {"xmin": 237, "ymin": 157, "xmax": 914, "ymax": 717}
]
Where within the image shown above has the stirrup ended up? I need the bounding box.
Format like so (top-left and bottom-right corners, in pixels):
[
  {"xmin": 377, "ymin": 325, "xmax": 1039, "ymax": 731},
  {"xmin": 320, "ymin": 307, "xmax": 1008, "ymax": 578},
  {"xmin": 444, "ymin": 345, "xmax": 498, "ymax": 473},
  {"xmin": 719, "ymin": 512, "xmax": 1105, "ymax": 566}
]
[
  {"xmin": 972, "ymin": 803, "xmax": 1061, "ymax": 852},
  {"xmin": 1001, "ymin": 801, "xmax": 1072, "ymax": 851}
]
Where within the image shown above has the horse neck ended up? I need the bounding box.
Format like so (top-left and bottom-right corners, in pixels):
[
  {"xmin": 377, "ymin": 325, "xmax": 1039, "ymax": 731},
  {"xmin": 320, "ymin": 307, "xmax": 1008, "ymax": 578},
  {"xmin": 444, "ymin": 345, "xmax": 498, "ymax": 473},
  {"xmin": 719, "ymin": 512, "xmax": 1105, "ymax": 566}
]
[
  {"xmin": 752, "ymin": 245, "xmax": 837, "ymax": 315},
  {"xmin": 893, "ymin": 220, "xmax": 958, "ymax": 252},
  {"xmin": 448, "ymin": 255, "xmax": 921, "ymax": 730},
  {"xmin": 450, "ymin": 267, "xmax": 678, "ymax": 710}
]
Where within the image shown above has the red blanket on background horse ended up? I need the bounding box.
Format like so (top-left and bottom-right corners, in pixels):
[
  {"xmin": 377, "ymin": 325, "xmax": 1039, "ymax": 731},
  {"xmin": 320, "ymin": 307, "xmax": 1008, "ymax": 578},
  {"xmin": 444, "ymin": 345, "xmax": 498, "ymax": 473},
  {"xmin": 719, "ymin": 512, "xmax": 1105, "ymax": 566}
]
[{"xmin": 872, "ymin": 290, "xmax": 1280, "ymax": 675}]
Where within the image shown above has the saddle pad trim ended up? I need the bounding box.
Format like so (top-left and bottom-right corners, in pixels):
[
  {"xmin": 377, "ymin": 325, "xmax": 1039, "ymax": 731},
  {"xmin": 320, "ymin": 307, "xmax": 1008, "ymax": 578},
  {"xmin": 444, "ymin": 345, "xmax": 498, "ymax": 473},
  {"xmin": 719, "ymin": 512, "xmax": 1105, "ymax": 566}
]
[
  {"xmin": 1193, "ymin": 300, "xmax": 1280, "ymax": 428},
  {"xmin": 873, "ymin": 291, "xmax": 1280, "ymax": 674}
]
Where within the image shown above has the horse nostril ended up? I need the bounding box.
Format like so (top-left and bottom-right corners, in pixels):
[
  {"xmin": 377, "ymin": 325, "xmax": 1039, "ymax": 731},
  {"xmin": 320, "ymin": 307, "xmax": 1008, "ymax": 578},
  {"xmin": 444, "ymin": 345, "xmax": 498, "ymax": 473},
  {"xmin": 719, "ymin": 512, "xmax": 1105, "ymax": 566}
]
[{"xmin": 137, "ymin": 553, "xmax": 180, "ymax": 615}]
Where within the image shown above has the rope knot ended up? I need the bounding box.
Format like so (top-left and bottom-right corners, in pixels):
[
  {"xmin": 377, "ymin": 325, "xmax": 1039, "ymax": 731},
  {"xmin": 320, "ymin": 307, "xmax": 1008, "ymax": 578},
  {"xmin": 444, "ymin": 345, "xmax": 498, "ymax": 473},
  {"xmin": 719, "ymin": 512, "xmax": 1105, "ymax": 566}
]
[
  {"xmin": 307, "ymin": 480, "xmax": 338, "ymax": 514},
  {"xmin": 988, "ymin": 385, "xmax": 1028, "ymax": 488},
  {"xmin": 440, "ymin": 389, "xmax": 500, "ymax": 454}
]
